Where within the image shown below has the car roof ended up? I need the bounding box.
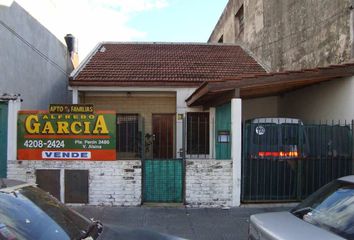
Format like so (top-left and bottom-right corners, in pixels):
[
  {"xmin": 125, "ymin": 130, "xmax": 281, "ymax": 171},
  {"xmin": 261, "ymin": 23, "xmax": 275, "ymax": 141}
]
[
  {"xmin": 250, "ymin": 212, "xmax": 344, "ymax": 240},
  {"xmin": 338, "ymin": 175, "xmax": 354, "ymax": 183},
  {"xmin": 0, "ymin": 179, "xmax": 35, "ymax": 193},
  {"xmin": 250, "ymin": 118, "xmax": 303, "ymax": 124},
  {"xmin": 0, "ymin": 179, "xmax": 27, "ymax": 189}
]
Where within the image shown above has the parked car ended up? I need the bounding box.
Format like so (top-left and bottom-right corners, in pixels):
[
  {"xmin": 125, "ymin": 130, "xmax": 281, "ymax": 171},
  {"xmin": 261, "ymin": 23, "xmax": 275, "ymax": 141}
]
[
  {"xmin": 248, "ymin": 175, "xmax": 354, "ymax": 240},
  {"xmin": 245, "ymin": 118, "xmax": 309, "ymax": 160},
  {"xmin": 0, "ymin": 179, "xmax": 185, "ymax": 240}
]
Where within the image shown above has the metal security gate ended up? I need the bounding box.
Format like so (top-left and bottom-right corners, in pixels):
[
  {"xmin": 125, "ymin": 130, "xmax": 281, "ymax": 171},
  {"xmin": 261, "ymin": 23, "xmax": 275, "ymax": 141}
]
[
  {"xmin": 0, "ymin": 102, "xmax": 8, "ymax": 178},
  {"xmin": 242, "ymin": 119, "xmax": 353, "ymax": 203},
  {"xmin": 143, "ymin": 159, "xmax": 184, "ymax": 203},
  {"xmin": 142, "ymin": 114, "xmax": 184, "ymax": 203}
]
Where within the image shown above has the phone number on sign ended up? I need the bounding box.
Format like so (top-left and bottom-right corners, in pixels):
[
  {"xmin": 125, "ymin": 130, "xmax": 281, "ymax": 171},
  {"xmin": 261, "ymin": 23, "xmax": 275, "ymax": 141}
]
[{"xmin": 23, "ymin": 140, "xmax": 65, "ymax": 148}]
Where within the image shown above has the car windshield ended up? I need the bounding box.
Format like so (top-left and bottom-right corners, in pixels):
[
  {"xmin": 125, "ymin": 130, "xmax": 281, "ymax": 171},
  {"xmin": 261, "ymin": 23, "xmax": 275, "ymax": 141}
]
[
  {"xmin": 0, "ymin": 186, "xmax": 91, "ymax": 240},
  {"xmin": 291, "ymin": 179, "xmax": 354, "ymax": 239}
]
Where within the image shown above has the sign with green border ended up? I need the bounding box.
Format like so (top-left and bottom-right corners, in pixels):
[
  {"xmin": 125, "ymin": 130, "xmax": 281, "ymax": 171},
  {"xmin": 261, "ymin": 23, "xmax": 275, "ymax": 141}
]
[{"xmin": 17, "ymin": 110, "xmax": 116, "ymax": 160}]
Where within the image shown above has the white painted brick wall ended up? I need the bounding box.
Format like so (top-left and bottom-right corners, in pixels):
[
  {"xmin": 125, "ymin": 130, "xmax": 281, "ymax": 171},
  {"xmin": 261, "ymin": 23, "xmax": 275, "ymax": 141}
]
[
  {"xmin": 185, "ymin": 160, "xmax": 232, "ymax": 208},
  {"xmin": 8, "ymin": 159, "xmax": 233, "ymax": 207},
  {"xmin": 7, "ymin": 160, "xmax": 141, "ymax": 206}
]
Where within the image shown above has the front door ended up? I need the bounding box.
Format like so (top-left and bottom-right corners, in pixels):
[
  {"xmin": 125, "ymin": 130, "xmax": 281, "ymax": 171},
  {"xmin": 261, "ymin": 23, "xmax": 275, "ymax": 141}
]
[
  {"xmin": 142, "ymin": 114, "xmax": 183, "ymax": 203},
  {"xmin": 0, "ymin": 102, "xmax": 8, "ymax": 178},
  {"xmin": 152, "ymin": 114, "xmax": 174, "ymax": 159}
]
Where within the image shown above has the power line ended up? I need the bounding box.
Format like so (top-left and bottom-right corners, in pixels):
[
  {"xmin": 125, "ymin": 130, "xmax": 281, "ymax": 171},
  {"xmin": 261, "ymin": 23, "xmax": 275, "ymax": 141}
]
[{"xmin": 0, "ymin": 19, "xmax": 69, "ymax": 76}]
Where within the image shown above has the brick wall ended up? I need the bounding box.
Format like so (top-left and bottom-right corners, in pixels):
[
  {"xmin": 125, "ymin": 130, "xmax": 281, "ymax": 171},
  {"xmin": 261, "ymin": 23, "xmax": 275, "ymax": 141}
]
[
  {"xmin": 7, "ymin": 160, "xmax": 141, "ymax": 206},
  {"xmin": 185, "ymin": 160, "xmax": 233, "ymax": 208}
]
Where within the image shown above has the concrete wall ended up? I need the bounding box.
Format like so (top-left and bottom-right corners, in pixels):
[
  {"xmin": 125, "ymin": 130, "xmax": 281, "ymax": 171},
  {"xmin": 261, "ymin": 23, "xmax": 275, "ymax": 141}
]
[
  {"xmin": 0, "ymin": 2, "xmax": 72, "ymax": 109},
  {"xmin": 279, "ymin": 77, "xmax": 354, "ymax": 123},
  {"xmin": 185, "ymin": 160, "xmax": 232, "ymax": 207},
  {"xmin": 8, "ymin": 160, "xmax": 142, "ymax": 206},
  {"xmin": 241, "ymin": 76, "xmax": 354, "ymax": 123},
  {"xmin": 209, "ymin": 0, "xmax": 353, "ymax": 71},
  {"xmin": 242, "ymin": 96, "xmax": 279, "ymax": 120},
  {"xmin": 82, "ymin": 92, "xmax": 176, "ymax": 135}
]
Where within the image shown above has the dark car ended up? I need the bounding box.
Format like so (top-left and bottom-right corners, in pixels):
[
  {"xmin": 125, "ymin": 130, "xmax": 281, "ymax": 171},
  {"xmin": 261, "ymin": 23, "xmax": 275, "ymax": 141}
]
[
  {"xmin": 0, "ymin": 179, "xmax": 186, "ymax": 240},
  {"xmin": 249, "ymin": 176, "xmax": 354, "ymax": 240}
]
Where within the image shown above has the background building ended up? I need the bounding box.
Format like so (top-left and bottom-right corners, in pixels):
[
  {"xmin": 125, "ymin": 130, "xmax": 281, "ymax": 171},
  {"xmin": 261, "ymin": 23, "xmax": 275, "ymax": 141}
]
[
  {"xmin": 209, "ymin": 0, "xmax": 354, "ymax": 71},
  {"xmin": 0, "ymin": 1, "xmax": 74, "ymax": 109},
  {"xmin": 0, "ymin": 1, "xmax": 74, "ymax": 177},
  {"xmin": 206, "ymin": 0, "xmax": 354, "ymax": 204}
]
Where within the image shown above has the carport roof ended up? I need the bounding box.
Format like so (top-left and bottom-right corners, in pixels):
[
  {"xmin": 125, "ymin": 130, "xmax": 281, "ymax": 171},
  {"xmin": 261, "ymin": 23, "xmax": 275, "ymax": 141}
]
[{"xmin": 186, "ymin": 62, "xmax": 354, "ymax": 107}]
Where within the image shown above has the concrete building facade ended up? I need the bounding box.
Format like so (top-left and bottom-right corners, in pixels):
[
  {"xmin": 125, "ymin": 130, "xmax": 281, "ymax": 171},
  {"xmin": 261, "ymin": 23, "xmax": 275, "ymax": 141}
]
[
  {"xmin": 0, "ymin": 1, "xmax": 74, "ymax": 178},
  {"xmin": 209, "ymin": 0, "xmax": 354, "ymax": 71},
  {"xmin": 0, "ymin": 1, "xmax": 73, "ymax": 109}
]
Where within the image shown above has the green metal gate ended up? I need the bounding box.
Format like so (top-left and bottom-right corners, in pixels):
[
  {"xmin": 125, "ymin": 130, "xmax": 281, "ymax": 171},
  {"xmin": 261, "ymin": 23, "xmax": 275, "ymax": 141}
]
[
  {"xmin": 0, "ymin": 102, "xmax": 8, "ymax": 178},
  {"xmin": 143, "ymin": 159, "xmax": 184, "ymax": 203},
  {"xmin": 142, "ymin": 114, "xmax": 185, "ymax": 203}
]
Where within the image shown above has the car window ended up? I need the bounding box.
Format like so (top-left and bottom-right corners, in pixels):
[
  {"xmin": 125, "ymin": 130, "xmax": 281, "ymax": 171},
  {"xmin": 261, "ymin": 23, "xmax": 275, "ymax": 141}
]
[
  {"xmin": 252, "ymin": 123, "xmax": 278, "ymax": 145},
  {"xmin": 292, "ymin": 180, "xmax": 354, "ymax": 239},
  {"xmin": 0, "ymin": 186, "xmax": 91, "ymax": 240},
  {"xmin": 281, "ymin": 124, "xmax": 299, "ymax": 145}
]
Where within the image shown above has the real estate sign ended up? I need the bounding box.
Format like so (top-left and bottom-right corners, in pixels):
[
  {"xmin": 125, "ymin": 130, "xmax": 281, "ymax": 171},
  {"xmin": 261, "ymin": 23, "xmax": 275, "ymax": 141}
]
[{"xmin": 17, "ymin": 110, "xmax": 116, "ymax": 160}]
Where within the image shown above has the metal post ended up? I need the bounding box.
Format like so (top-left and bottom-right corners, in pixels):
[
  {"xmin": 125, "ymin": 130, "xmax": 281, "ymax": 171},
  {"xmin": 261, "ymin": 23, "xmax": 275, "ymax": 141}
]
[{"xmin": 141, "ymin": 117, "xmax": 145, "ymax": 205}]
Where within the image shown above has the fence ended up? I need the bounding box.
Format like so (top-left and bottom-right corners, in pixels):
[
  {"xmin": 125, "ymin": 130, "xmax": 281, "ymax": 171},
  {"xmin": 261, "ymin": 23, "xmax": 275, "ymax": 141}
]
[{"xmin": 242, "ymin": 119, "xmax": 353, "ymax": 202}]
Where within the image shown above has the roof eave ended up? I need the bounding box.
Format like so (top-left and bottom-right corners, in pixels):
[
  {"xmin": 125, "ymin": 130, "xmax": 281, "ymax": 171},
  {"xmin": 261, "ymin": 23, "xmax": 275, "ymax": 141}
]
[{"xmin": 69, "ymin": 43, "xmax": 103, "ymax": 80}]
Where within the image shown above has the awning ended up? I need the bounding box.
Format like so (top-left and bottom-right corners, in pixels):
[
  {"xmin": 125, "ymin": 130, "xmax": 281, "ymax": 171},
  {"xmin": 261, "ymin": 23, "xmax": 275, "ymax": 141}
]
[{"xmin": 186, "ymin": 63, "xmax": 354, "ymax": 108}]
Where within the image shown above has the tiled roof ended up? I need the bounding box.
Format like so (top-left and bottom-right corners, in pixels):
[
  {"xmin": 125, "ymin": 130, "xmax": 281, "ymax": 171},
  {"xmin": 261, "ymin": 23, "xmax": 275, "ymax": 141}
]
[{"xmin": 70, "ymin": 43, "xmax": 266, "ymax": 87}]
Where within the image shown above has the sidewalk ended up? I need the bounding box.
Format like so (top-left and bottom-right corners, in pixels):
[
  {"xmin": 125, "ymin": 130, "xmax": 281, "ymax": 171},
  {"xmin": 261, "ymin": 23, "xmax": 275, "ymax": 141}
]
[{"xmin": 74, "ymin": 205, "xmax": 291, "ymax": 240}]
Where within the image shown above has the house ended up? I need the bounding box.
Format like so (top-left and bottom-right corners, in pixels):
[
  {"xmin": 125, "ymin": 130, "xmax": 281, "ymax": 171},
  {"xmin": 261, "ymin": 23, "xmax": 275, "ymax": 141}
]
[
  {"xmin": 8, "ymin": 41, "xmax": 354, "ymax": 206},
  {"xmin": 8, "ymin": 42, "xmax": 268, "ymax": 207},
  {"xmin": 0, "ymin": 1, "xmax": 75, "ymax": 178},
  {"xmin": 208, "ymin": 0, "xmax": 353, "ymax": 72}
]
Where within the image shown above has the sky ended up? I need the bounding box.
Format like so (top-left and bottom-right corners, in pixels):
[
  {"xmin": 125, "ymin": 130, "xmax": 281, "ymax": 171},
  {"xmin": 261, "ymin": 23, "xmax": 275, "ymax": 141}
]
[{"xmin": 13, "ymin": 0, "xmax": 228, "ymax": 60}]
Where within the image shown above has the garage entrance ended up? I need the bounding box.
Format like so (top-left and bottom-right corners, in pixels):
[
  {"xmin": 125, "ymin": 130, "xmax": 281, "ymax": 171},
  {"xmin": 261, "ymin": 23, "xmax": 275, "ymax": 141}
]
[
  {"xmin": 0, "ymin": 102, "xmax": 8, "ymax": 178},
  {"xmin": 241, "ymin": 119, "xmax": 353, "ymax": 202}
]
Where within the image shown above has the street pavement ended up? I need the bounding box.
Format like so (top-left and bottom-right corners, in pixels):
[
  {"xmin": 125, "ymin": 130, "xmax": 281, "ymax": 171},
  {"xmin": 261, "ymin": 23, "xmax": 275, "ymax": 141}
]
[{"xmin": 74, "ymin": 205, "xmax": 291, "ymax": 240}]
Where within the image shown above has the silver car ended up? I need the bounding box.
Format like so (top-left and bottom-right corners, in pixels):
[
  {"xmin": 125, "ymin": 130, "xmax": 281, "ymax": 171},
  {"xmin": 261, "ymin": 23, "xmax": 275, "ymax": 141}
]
[{"xmin": 249, "ymin": 176, "xmax": 354, "ymax": 240}]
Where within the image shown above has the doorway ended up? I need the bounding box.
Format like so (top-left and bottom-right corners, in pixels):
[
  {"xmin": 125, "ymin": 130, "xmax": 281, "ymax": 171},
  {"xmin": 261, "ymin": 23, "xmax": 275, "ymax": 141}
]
[{"xmin": 0, "ymin": 102, "xmax": 8, "ymax": 178}]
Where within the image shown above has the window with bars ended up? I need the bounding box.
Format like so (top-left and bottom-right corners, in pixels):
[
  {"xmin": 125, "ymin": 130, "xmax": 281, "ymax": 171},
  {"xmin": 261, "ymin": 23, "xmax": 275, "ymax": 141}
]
[
  {"xmin": 187, "ymin": 112, "xmax": 210, "ymax": 155},
  {"xmin": 116, "ymin": 114, "xmax": 140, "ymax": 159}
]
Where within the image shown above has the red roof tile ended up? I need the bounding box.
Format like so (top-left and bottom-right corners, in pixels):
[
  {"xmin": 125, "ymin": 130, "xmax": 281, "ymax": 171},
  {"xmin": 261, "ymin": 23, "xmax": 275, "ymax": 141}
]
[{"xmin": 70, "ymin": 43, "xmax": 266, "ymax": 87}]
